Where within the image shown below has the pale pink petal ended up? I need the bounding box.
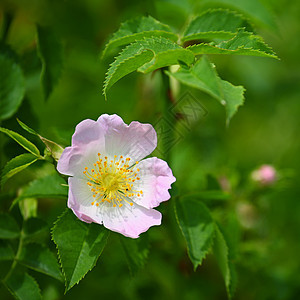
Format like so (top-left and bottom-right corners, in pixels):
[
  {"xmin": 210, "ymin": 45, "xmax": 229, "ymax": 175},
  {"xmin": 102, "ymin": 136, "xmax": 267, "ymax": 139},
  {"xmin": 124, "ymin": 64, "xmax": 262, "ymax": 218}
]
[
  {"xmin": 101, "ymin": 202, "xmax": 162, "ymax": 238},
  {"xmin": 68, "ymin": 177, "xmax": 104, "ymax": 224},
  {"xmin": 68, "ymin": 177, "xmax": 161, "ymax": 238},
  {"xmin": 57, "ymin": 140, "xmax": 105, "ymax": 178},
  {"xmin": 97, "ymin": 114, "xmax": 157, "ymax": 162},
  {"xmin": 131, "ymin": 157, "xmax": 176, "ymax": 209},
  {"xmin": 71, "ymin": 119, "xmax": 104, "ymax": 147}
]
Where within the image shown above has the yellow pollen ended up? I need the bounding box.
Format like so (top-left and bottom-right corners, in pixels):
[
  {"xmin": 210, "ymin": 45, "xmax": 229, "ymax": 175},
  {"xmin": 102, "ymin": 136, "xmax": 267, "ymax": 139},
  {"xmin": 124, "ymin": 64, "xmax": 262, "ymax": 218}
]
[{"xmin": 83, "ymin": 154, "xmax": 143, "ymax": 209}]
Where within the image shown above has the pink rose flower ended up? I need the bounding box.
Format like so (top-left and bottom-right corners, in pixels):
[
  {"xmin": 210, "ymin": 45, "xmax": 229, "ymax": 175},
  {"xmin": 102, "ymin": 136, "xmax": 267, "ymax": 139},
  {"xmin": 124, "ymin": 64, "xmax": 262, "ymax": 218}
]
[{"xmin": 57, "ymin": 114, "xmax": 176, "ymax": 238}]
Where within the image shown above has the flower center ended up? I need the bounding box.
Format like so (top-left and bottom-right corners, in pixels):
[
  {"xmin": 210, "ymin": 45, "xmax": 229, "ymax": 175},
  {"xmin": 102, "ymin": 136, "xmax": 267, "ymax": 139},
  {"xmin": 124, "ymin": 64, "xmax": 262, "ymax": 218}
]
[{"xmin": 83, "ymin": 153, "xmax": 143, "ymax": 208}]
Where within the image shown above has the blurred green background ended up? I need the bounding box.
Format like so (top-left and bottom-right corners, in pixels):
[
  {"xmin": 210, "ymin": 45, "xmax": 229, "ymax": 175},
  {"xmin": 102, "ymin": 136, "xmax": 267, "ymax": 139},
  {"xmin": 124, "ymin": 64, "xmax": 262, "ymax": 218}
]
[{"xmin": 0, "ymin": 0, "xmax": 300, "ymax": 299}]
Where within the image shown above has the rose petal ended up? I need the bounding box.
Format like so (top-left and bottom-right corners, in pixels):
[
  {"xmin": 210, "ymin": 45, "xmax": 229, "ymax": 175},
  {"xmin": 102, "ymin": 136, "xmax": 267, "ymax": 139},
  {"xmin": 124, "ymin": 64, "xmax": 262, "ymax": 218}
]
[
  {"xmin": 101, "ymin": 202, "xmax": 162, "ymax": 238},
  {"xmin": 97, "ymin": 114, "xmax": 157, "ymax": 162},
  {"xmin": 71, "ymin": 119, "xmax": 104, "ymax": 147},
  {"xmin": 68, "ymin": 177, "xmax": 103, "ymax": 224},
  {"xmin": 68, "ymin": 178, "xmax": 161, "ymax": 238},
  {"xmin": 131, "ymin": 157, "xmax": 176, "ymax": 209},
  {"xmin": 57, "ymin": 140, "xmax": 106, "ymax": 178}
]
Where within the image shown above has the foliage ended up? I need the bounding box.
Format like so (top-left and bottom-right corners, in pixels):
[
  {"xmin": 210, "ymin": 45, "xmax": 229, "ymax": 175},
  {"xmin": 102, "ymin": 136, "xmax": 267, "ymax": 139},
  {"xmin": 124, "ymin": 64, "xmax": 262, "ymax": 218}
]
[{"xmin": 1, "ymin": 1, "xmax": 299, "ymax": 300}]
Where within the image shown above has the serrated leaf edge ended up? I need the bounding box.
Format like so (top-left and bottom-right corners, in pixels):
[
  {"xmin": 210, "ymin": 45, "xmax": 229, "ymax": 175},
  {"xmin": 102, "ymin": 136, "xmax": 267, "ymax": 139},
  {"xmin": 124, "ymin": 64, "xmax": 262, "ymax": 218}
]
[
  {"xmin": 166, "ymin": 57, "xmax": 245, "ymax": 123},
  {"xmin": 102, "ymin": 42, "xmax": 149, "ymax": 99},
  {"xmin": 17, "ymin": 242, "xmax": 63, "ymax": 282},
  {"xmin": 213, "ymin": 224, "xmax": 236, "ymax": 299},
  {"xmin": 182, "ymin": 8, "xmax": 255, "ymax": 41},
  {"xmin": 221, "ymin": 80, "xmax": 246, "ymax": 125},
  {"xmin": 102, "ymin": 30, "xmax": 178, "ymax": 58},
  {"xmin": 101, "ymin": 15, "xmax": 177, "ymax": 58},
  {"xmin": 187, "ymin": 30, "xmax": 278, "ymax": 59},
  {"xmin": 4, "ymin": 271, "xmax": 42, "ymax": 300},
  {"xmin": 51, "ymin": 209, "xmax": 109, "ymax": 292},
  {"xmin": 174, "ymin": 199, "xmax": 215, "ymax": 270},
  {"xmin": 103, "ymin": 37, "xmax": 195, "ymax": 99},
  {"xmin": 51, "ymin": 209, "xmax": 69, "ymax": 291}
]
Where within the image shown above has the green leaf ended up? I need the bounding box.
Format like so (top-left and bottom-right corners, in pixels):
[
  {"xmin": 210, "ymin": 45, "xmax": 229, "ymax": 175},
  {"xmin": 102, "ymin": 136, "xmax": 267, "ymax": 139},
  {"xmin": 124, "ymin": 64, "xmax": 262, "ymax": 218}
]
[
  {"xmin": 23, "ymin": 217, "xmax": 49, "ymax": 243},
  {"xmin": 51, "ymin": 209, "xmax": 109, "ymax": 291},
  {"xmin": 188, "ymin": 29, "xmax": 278, "ymax": 59},
  {"xmin": 0, "ymin": 45, "xmax": 25, "ymax": 121},
  {"xmin": 18, "ymin": 243, "xmax": 63, "ymax": 281},
  {"xmin": 0, "ymin": 213, "xmax": 20, "ymax": 239},
  {"xmin": 213, "ymin": 225, "xmax": 237, "ymax": 299},
  {"xmin": 0, "ymin": 240, "xmax": 14, "ymax": 261},
  {"xmin": 102, "ymin": 15, "xmax": 178, "ymax": 58},
  {"xmin": 103, "ymin": 37, "xmax": 194, "ymax": 99},
  {"xmin": 37, "ymin": 25, "xmax": 63, "ymax": 100},
  {"xmin": 17, "ymin": 118, "xmax": 38, "ymax": 135},
  {"xmin": 221, "ymin": 80, "xmax": 245, "ymax": 123},
  {"xmin": 200, "ymin": 0, "xmax": 277, "ymax": 30},
  {"xmin": 1, "ymin": 153, "xmax": 38, "ymax": 187},
  {"xmin": 5, "ymin": 270, "xmax": 41, "ymax": 300},
  {"xmin": 103, "ymin": 43, "xmax": 152, "ymax": 99},
  {"xmin": 136, "ymin": 38, "xmax": 195, "ymax": 73},
  {"xmin": 182, "ymin": 9, "xmax": 253, "ymax": 42},
  {"xmin": 11, "ymin": 173, "xmax": 68, "ymax": 208},
  {"xmin": 17, "ymin": 119, "xmax": 64, "ymax": 161},
  {"xmin": 175, "ymin": 197, "xmax": 215, "ymax": 270},
  {"xmin": 120, "ymin": 235, "xmax": 149, "ymax": 275},
  {"xmin": 0, "ymin": 127, "xmax": 41, "ymax": 157},
  {"xmin": 166, "ymin": 55, "xmax": 245, "ymax": 123}
]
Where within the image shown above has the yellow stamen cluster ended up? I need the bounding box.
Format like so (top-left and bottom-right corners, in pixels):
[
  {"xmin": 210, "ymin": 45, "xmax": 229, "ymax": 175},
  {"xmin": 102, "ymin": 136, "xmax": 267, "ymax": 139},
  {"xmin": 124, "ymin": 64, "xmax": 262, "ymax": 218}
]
[{"xmin": 83, "ymin": 153, "xmax": 143, "ymax": 208}]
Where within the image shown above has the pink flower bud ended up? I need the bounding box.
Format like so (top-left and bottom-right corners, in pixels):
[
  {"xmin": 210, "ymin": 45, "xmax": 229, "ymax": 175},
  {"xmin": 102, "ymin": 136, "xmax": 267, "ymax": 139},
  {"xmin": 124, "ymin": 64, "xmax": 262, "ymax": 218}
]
[{"xmin": 251, "ymin": 164, "xmax": 277, "ymax": 186}]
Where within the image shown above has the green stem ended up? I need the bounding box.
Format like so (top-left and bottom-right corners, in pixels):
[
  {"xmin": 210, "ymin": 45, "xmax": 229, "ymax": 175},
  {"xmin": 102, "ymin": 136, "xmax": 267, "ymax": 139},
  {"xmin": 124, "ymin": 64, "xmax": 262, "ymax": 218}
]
[
  {"xmin": 3, "ymin": 226, "xmax": 24, "ymax": 282},
  {"xmin": 1, "ymin": 12, "xmax": 13, "ymax": 42}
]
